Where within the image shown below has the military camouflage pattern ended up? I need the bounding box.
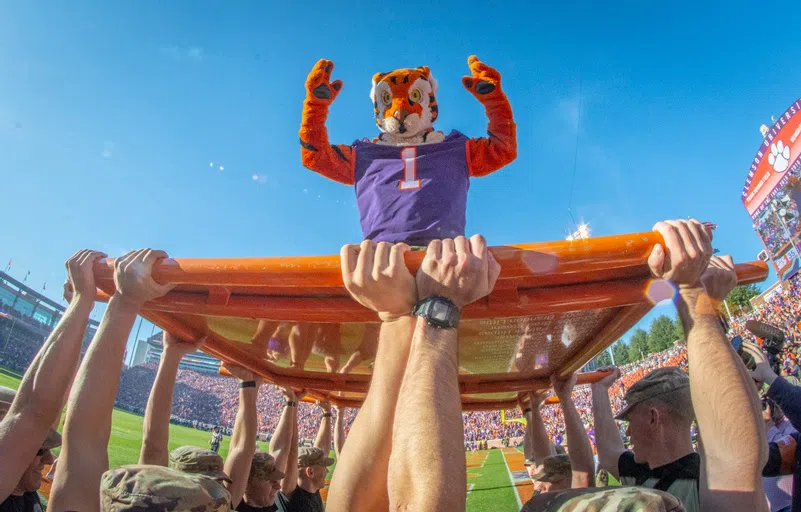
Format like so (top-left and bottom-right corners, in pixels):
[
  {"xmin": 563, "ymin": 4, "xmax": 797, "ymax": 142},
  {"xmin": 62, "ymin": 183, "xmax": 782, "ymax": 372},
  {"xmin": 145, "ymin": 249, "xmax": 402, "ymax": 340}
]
[
  {"xmin": 100, "ymin": 465, "xmax": 231, "ymax": 511},
  {"xmin": 298, "ymin": 446, "xmax": 335, "ymax": 468},
  {"xmin": 249, "ymin": 451, "xmax": 286, "ymax": 482},
  {"xmin": 521, "ymin": 486, "xmax": 686, "ymax": 512},
  {"xmin": 531, "ymin": 454, "xmax": 572, "ymax": 483},
  {"xmin": 615, "ymin": 367, "xmax": 689, "ymax": 421},
  {"xmin": 169, "ymin": 445, "xmax": 232, "ymax": 483}
]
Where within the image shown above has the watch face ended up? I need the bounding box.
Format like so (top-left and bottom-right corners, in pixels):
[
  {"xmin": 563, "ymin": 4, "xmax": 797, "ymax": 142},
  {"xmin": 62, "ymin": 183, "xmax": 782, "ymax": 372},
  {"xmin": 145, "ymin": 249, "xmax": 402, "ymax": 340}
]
[{"xmin": 431, "ymin": 301, "xmax": 451, "ymax": 323}]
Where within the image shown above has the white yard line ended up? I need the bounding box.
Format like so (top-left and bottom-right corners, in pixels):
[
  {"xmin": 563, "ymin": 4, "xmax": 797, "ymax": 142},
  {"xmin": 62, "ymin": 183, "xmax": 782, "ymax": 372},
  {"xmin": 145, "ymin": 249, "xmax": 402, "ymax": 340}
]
[{"xmin": 501, "ymin": 449, "xmax": 523, "ymax": 510}]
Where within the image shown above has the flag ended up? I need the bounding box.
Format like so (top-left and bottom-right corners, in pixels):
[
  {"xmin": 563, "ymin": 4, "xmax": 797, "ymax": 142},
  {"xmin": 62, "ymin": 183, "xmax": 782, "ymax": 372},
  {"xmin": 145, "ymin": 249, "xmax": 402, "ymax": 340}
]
[
  {"xmin": 42, "ymin": 281, "xmax": 47, "ymax": 292},
  {"xmin": 23, "ymin": 270, "xmax": 30, "ymax": 283},
  {"xmin": 3, "ymin": 259, "xmax": 10, "ymax": 272}
]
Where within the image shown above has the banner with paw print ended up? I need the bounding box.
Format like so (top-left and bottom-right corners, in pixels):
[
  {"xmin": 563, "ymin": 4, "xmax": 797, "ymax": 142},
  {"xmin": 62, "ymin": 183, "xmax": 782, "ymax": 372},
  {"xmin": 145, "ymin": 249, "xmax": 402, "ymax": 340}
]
[{"xmin": 742, "ymin": 97, "xmax": 801, "ymax": 281}]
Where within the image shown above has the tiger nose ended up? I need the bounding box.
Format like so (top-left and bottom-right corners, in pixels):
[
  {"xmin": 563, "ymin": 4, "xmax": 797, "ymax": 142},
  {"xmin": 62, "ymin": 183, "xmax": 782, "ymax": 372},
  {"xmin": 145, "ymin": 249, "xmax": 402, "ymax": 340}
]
[{"xmin": 393, "ymin": 109, "xmax": 409, "ymax": 122}]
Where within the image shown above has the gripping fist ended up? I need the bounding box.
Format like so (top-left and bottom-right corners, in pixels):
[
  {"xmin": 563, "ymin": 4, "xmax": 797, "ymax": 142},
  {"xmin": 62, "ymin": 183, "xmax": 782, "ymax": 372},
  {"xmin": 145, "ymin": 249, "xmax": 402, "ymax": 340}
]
[
  {"xmin": 462, "ymin": 56, "xmax": 502, "ymax": 99},
  {"xmin": 305, "ymin": 59, "xmax": 343, "ymax": 104}
]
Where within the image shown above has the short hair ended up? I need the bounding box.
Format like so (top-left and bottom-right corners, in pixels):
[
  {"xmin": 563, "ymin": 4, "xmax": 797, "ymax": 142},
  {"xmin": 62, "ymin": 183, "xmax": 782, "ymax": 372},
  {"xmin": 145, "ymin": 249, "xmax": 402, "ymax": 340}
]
[{"xmin": 641, "ymin": 387, "xmax": 694, "ymax": 427}]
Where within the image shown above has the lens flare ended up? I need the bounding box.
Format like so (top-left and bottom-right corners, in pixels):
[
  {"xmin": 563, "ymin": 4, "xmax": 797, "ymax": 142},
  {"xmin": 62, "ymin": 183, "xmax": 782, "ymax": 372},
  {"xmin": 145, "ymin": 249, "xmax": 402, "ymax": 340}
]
[{"xmin": 645, "ymin": 279, "xmax": 677, "ymax": 304}]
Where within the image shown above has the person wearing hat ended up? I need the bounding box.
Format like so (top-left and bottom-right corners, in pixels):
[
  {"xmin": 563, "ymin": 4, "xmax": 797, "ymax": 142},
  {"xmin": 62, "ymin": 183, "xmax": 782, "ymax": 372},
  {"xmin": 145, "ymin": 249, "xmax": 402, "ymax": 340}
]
[
  {"xmin": 99, "ymin": 464, "xmax": 231, "ymax": 511},
  {"xmin": 525, "ymin": 454, "xmax": 572, "ymax": 494},
  {"xmin": 278, "ymin": 446, "xmax": 333, "ymax": 512},
  {"xmin": 0, "ymin": 386, "xmax": 61, "ymax": 511},
  {"xmin": 0, "ymin": 249, "xmax": 106, "ymax": 503},
  {"xmin": 592, "ymin": 366, "xmax": 699, "ymax": 511},
  {"xmin": 236, "ymin": 452, "xmax": 286, "ymax": 512},
  {"xmin": 591, "ymin": 231, "xmax": 772, "ymax": 512}
]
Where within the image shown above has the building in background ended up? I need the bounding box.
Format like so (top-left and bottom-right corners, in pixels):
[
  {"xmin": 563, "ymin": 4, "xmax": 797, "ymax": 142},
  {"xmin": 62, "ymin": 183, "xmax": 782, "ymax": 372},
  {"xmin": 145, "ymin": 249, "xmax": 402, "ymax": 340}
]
[
  {"xmin": 130, "ymin": 336, "xmax": 149, "ymax": 367},
  {"xmin": 144, "ymin": 331, "xmax": 221, "ymax": 373},
  {"xmin": 0, "ymin": 270, "xmax": 100, "ymax": 373}
]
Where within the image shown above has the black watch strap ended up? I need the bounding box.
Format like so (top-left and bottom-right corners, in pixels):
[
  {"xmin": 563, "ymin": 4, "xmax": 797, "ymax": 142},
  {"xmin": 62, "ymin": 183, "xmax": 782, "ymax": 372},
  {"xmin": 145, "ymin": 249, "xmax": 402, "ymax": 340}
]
[
  {"xmin": 240, "ymin": 381, "xmax": 257, "ymax": 389},
  {"xmin": 322, "ymin": 412, "xmax": 332, "ymax": 418},
  {"xmin": 285, "ymin": 401, "xmax": 297, "ymax": 407},
  {"xmin": 413, "ymin": 295, "xmax": 460, "ymax": 329}
]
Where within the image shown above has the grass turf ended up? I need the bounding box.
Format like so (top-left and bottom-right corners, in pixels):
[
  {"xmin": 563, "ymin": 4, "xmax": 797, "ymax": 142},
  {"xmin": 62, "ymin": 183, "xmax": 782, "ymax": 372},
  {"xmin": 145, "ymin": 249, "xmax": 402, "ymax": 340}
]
[{"xmin": 2, "ymin": 368, "xmax": 521, "ymax": 511}]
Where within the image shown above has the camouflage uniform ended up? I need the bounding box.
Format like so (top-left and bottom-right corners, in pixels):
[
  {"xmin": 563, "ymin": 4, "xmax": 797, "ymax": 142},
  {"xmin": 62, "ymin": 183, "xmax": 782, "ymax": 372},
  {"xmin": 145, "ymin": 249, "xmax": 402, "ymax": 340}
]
[
  {"xmin": 520, "ymin": 486, "xmax": 686, "ymax": 511},
  {"xmin": 100, "ymin": 464, "xmax": 231, "ymax": 511}
]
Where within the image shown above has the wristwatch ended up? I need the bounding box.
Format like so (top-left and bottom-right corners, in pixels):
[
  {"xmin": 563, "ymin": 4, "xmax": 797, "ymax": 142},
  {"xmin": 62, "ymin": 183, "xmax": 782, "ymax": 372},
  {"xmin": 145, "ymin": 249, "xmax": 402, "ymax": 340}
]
[{"xmin": 413, "ymin": 296, "xmax": 461, "ymax": 329}]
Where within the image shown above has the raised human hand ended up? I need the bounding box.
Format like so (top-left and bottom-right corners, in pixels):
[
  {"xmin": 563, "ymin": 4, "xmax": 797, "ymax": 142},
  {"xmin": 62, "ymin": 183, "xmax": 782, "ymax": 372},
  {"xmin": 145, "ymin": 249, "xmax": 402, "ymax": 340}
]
[
  {"xmin": 462, "ymin": 56, "xmax": 503, "ymax": 101},
  {"xmin": 592, "ymin": 366, "xmax": 621, "ymax": 390},
  {"xmin": 64, "ymin": 249, "xmax": 107, "ymax": 303},
  {"xmin": 341, "ymin": 241, "xmax": 416, "ymax": 322},
  {"xmin": 416, "ymin": 235, "xmax": 500, "ymax": 309},
  {"xmin": 305, "ymin": 59, "xmax": 343, "ymax": 105},
  {"xmin": 701, "ymin": 255, "xmax": 737, "ymax": 303},
  {"xmin": 163, "ymin": 331, "xmax": 204, "ymax": 358},
  {"xmin": 551, "ymin": 372, "xmax": 578, "ymax": 401},
  {"xmin": 647, "ymin": 219, "xmax": 713, "ymax": 288},
  {"xmin": 112, "ymin": 249, "xmax": 174, "ymax": 307},
  {"xmin": 223, "ymin": 363, "xmax": 263, "ymax": 386}
]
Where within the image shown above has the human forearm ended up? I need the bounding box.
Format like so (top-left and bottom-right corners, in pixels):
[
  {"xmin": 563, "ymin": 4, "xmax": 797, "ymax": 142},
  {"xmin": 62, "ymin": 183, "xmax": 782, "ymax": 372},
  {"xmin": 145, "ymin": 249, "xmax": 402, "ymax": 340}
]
[
  {"xmin": 224, "ymin": 386, "xmax": 259, "ymax": 508},
  {"xmin": 334, "ymin": 410, "xmax": 345, "ymax": 457},
  {"xmin": 591, "ymin": 385, "xmax": 625, "ymax": 478},
  {"xmin": 560, "ymin": 397, "xmax": 594, "ymax": 488},
  {"xmin": 271, "ymin": 402, "xmax": 298, "ymax": 494},
  {"xmin": 314, "ymin": 415, "xmax": 332, "ymax": 452},
  {"xmin": 528, "ymin": 407, "xmax": 555, "ymax": 465},
  {"xmin": 679, "ymin": 286, "xmax": 766, "ymax": 501},
  {"xmin": 50, "ymin": 295, "xmax": 138, "ymax": 510},
  {"xmin": 139, "ymin": 349, "xmax": 182, "ymax": 465}
]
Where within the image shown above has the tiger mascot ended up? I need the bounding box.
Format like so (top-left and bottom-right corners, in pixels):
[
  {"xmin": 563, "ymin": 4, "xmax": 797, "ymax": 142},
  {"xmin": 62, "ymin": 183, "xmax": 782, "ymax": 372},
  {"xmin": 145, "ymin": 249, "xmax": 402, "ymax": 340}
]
[{"xmin": 299, "ymin": 56, "xmax": 517, "ymax": 245}]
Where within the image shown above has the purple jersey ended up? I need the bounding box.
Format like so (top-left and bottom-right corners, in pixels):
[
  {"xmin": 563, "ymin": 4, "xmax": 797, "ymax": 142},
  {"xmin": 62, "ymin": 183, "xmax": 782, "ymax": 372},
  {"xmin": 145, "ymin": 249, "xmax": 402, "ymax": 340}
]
[{"xmin": 352, "ymin": 130, "xmax": 470, "ymax": 245}]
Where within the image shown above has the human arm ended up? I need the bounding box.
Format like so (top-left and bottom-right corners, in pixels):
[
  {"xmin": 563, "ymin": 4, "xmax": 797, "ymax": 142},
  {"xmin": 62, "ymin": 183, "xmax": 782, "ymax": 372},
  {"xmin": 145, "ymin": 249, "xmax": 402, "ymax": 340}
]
[
  {"xmin": 223, "ymin": 366, "xmax": 262, "ymax": 508},
  {"xmin": 49, "ymin": 249, "xmax": 173, "ymax": 512},
  {"xmin": 314, "ymin": 398, "xmax": 332, "ymax": 452},
  {"xmin": 271, "ymin": 386, "xmax": 299, "ymax": 496},
  {"xmin": 553, "ymin": 373, "xmax": 595, "ymax": 488},
  {"xmin": 525, "ymin": 392, "xmax": 555, "ymax": 465},
  {"xmin": 651, "ymin": 222, "xmax": 767, "ymax": 511},
  {"xmin": 299, "ymin": 59, "xmax": 355, "ymax": 185},
  {"xmin": 139, "ymin": 332, "xmax": 203, "ymax": 466},
  {"xmin": 461, "ymin": 56, "xmax": 517, "ymax": 177},
  {"xmin": 590, "ymin": 367, "xmax": 626, "ymax": 480},
  {"xmin": 333, "ymin": 406, "xmax": 345, "ymax": 458},
  {"xmin": 0, "ymin": 250, "xmax": 105, "ymax": 502}
]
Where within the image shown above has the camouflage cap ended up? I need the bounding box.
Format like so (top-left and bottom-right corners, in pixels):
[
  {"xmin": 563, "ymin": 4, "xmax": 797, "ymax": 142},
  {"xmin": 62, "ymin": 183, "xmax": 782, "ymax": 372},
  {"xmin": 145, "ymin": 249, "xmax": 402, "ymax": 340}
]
[
  {"xmin": 520, "ymin": 486, "xmax": 686, "ymax": 511},
  {"xmin": 169, "ymin": 446, "xmax": 232, "ymax": 483},
  {"xmin": 100, "ymin": 465, "xmax": 231, "ymax": 511},
  {"xmin": 249, "ymin": 451, "xmax": 285, "ymax": 482},
  {"xmin": 0, "ymin": 386, "xmax": 62, "ymax": 450},
  {"xmin": 298, "ymin": 447, "xmax": 334, "ymax": 468},
  {"xmin": 615, "ymin": 367, "xmax": 689, "ymax": 421},
  {"xmin": 531, "ymin": 454, "xmax": 572, "ymax": 483}
]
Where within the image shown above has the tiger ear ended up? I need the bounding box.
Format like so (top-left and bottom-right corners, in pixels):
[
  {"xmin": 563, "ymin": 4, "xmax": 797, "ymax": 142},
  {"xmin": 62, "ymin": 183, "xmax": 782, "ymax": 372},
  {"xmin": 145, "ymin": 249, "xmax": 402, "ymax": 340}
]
[
  {"xmin": 372, "ymin": 72, "xmax": 386, "ymax": 85},
  {"xmin": 417, "ymin": 66, "xmax": 437, "ymax": 93}
]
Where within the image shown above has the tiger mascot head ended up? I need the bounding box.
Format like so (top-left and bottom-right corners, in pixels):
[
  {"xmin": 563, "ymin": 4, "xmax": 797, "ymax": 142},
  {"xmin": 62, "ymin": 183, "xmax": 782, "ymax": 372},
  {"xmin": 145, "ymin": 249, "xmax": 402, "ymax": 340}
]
[{"xmin": 370, "ymin": 66, "xmax": 445, "ymax": 145}]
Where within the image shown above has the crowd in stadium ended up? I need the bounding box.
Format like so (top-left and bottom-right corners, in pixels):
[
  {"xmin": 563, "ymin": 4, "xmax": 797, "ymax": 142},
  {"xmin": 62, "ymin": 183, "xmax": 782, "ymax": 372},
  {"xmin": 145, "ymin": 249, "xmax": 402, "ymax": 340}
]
[{"xmin": 3, "ymin": 222, "xmax": 801, "ymax": 511}]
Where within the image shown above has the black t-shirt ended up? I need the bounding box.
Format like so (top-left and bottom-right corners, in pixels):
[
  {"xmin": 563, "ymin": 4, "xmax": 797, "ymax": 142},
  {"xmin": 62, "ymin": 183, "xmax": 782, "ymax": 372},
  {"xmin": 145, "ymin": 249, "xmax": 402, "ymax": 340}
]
[
  {"xmin": 236, "ymin": 498, "xmax": 281, "ymax": 512},
  {"xmin": 618, "ymin": 451, "xmax": 700, "ymax": 512},
  {"xmin": 0, "ymin": 492, "xmax": 43, "ymax": 512},
  {"xmin": 281, "ymin": 487, "xmax": 324, "ymax": 512}
]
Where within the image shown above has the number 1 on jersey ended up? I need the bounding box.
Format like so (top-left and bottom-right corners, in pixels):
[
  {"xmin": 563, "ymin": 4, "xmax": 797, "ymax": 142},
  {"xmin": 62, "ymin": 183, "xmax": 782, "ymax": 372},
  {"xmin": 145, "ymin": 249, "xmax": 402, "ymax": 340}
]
[{"xmin": 399, "ymin": 147, "xmax": 421, "ymax": 190}]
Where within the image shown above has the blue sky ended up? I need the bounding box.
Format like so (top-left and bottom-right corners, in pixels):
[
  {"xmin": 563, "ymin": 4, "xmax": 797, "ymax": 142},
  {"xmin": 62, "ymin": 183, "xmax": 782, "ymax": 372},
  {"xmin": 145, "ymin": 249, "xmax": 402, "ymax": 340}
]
[{"xmin": 2, "ymin": 1, "xmax": 799, "ymax": 362}]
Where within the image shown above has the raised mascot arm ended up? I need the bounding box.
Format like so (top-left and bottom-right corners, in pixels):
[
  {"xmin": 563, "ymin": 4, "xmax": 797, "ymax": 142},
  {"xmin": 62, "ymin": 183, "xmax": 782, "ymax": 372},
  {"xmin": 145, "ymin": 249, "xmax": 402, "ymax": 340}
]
[
  {"xmin": 462, "ymin": 56, "xmax": 517, "ymax": 177},
  {"xmin": 299, "ymin": 59, "xmax": 355, "ymax": 185}
]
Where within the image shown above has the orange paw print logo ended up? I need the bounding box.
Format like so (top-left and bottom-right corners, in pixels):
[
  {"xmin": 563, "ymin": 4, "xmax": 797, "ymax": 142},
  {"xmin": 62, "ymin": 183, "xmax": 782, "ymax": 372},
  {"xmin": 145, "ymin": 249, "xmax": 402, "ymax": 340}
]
[{"xmin": 462, "ymin": 56, "xmax": 502, "ymax": 97}]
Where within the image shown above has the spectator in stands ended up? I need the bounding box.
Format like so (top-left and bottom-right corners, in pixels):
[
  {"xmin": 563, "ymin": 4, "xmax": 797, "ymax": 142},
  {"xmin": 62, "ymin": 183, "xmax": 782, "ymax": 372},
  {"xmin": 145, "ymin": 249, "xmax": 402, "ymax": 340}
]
[
  {"xmin": 760, "ymin": 396, "xmax": 796, "ymax": 512},
  {"xmin": 328, "ymin": 235, "xmax": 500, "ymax": 512},
  {"xmin": 0, "ymin": 249, "xmax": 106, "ymax": 504},
  {"xmin": 48, "ymin": 248, "xmax": 175, "ymax": 511},
  {"xmin": 744, "ymin": 339, "xmax": 801, "ymax": 512},
  {"xmin": 593, "ymin": 221, "xmax": 767, "ymax": 512}
]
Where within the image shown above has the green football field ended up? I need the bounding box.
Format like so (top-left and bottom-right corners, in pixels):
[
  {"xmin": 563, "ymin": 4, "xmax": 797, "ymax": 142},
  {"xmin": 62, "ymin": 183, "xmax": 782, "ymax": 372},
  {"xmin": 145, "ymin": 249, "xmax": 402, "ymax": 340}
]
[{"xmin": 0, "ymin": 367, "xmax": 522, "ymax": 511}]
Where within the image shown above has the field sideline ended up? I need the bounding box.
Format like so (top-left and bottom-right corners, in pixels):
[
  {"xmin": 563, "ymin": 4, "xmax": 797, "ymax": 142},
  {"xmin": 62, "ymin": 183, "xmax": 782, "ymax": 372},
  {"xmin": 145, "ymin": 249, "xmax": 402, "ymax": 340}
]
[{"xmin": 0, "ymin": 367, "xmax": 521, "ymax": 511}]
